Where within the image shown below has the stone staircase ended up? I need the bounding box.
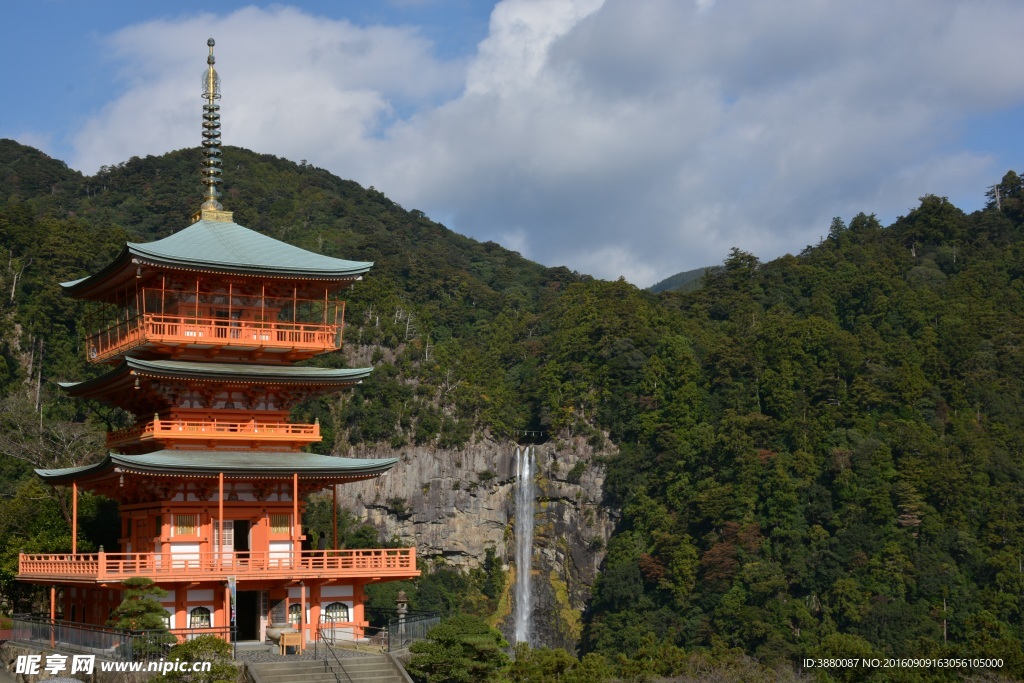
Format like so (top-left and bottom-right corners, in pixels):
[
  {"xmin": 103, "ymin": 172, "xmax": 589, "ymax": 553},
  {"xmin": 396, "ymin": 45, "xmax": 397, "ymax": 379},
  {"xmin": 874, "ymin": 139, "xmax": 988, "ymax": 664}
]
[{"xmin": 248, "ymin": 655, "xmax": 409, "ymax": 683}]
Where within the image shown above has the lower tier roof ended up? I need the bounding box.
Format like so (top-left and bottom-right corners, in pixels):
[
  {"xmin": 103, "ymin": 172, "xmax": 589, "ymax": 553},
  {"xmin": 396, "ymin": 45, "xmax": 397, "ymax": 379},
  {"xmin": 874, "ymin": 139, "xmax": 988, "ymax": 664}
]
[{"xmin": 36, "ymin": 449, "xmax": 397, "ymax": 485}]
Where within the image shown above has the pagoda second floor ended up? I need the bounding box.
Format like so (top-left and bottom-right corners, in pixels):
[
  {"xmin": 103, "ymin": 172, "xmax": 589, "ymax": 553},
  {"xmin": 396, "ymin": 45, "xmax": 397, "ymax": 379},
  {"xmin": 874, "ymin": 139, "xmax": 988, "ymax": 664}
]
[
  {"xmin": 61, "ymin": 358, "xmax": 370, "ymax": 453},
  {"xmin": 83, "ymin": 279, "xmax": 349, "ymax": 364}
]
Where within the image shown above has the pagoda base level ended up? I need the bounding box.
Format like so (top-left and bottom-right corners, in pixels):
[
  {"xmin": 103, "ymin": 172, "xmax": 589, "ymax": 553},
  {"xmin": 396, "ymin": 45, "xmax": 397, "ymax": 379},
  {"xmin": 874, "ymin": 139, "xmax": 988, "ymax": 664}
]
[{"xmin": 12, "ymin": 575, "xmax": 397, "ymax": 654}]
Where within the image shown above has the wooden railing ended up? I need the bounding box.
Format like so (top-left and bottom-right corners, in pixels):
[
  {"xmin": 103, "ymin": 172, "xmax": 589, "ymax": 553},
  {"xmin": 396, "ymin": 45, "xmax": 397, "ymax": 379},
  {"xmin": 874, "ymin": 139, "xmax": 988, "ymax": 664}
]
[
  {"xmin": 19, "ymin": 548, "xmax": 418, "ymax": 583},
  {"xmin": 106, "ymin": 418, "xmax": 321, "ymax": 449},
  {"xmin": 88, "ymin": 314, "xmax": 341, "ymax": 362}
]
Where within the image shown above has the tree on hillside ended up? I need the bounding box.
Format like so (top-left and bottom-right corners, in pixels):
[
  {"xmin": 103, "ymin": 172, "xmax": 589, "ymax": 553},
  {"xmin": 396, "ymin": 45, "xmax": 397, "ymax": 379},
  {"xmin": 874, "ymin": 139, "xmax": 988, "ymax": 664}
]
[
  {"xmin": 406, "ymin": 615, "xmax": 510, "ymax": 683},
  {"xmin": 986, "ymin": 170, "xmax": 1023, "ymax": 221}
]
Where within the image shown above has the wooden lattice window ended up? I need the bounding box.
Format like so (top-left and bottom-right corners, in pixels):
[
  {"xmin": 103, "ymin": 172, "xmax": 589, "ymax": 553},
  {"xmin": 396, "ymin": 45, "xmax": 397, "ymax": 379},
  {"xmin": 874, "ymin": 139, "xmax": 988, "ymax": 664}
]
[
  {"xmin": 288, "ymin": 603, "xmax": 302, "ymax": 627},
  {"xmin": 324, "ymin": 602, "xmax": 349, "ymax": 622},
  {"xmin": 174, "ymin": 514, "xmax": 198, "ymax": 536},
  {"xmin": 189, "ymin": 606, "xmax": 211, "ymax": 628},
  {"xmin": 270, "ymin": 514, "xmax": 290, "ymax": 535}
]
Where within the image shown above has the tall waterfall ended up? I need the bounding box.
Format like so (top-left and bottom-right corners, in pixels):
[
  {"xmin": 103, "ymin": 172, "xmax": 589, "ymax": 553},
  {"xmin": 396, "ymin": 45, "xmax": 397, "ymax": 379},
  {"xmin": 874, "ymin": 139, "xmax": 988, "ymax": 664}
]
[{"xmin": 514, "ymin": 445, "xmax": 535, "ymax": 646}]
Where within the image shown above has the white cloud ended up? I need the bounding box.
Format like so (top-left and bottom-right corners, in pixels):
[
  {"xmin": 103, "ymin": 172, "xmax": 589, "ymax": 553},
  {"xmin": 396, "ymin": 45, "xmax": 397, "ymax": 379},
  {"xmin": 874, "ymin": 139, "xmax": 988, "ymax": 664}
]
[
  {"xmin": 69, "ymin": 0, "xmax": 1024, "ymax": 287},
  {"xmin": 71, "ymin": 6, "xmax": 462, "ymax": 174}
]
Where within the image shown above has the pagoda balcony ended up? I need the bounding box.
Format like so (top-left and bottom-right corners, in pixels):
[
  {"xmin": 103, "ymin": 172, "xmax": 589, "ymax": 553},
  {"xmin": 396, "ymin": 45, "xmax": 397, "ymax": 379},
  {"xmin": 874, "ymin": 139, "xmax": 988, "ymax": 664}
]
[
  {"xmin": 18, "ymin": 548, "xmax": 418, "ymax": 585},
  {"xmin": 105, "ymin": 417, "xmax": 321, "ymax": 450},
  {"xmin": 88, "ymin": 314, "xmax": 341, "ymax": 363}
]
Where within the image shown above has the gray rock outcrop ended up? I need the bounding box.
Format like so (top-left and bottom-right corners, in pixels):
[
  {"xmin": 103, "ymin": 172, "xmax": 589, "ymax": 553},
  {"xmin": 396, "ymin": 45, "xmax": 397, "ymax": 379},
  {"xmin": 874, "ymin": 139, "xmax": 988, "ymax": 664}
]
[{"xmin": 342, "ymin": 435, "xmax": 616, "ymax": 651}]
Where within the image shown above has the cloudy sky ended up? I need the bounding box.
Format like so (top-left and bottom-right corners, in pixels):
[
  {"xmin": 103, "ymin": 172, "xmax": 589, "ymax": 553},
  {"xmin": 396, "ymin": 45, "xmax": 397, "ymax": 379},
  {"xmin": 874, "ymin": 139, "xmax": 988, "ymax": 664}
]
[{"xmin": 3, "ymin": 0, "xmax": 1023, "ymax": 287}]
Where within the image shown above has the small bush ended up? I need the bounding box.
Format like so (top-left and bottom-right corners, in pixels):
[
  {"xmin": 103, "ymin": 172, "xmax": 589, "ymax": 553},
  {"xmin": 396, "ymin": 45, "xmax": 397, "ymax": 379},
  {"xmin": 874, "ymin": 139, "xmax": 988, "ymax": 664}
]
[{"xmin": 566, "ymin": 461, "xmax": 586, "ymax": 484}]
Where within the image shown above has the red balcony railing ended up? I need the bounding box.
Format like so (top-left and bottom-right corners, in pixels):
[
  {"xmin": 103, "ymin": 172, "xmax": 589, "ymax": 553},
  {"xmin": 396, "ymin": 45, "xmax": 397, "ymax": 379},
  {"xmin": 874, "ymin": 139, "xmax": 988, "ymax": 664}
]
[
  {"xmin": 105, "ymin": 418, "xmax": 321, "ymax": 449},
  {"xmin": 88, "ymin": 314, "xmax": 341, "ymax": 363},
  {"xmin": 19, "ymin": 548, "xmax": 418, "ymax": 584}
]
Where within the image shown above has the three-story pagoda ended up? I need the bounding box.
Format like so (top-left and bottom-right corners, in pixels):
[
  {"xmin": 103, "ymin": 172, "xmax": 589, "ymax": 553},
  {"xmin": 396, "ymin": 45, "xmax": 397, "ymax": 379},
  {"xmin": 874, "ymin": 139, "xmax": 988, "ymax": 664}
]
[{"xmin": 17, "ymin": 39, "xmax": 417, "ymax": 647}]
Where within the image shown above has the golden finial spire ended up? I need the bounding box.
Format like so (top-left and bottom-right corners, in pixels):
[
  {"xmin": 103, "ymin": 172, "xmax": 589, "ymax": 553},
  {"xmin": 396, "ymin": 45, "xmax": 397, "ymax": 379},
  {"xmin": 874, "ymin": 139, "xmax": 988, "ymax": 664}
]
[{"xmin": 193, "ymin": 38, "xmax": 232, "ymax": 223}]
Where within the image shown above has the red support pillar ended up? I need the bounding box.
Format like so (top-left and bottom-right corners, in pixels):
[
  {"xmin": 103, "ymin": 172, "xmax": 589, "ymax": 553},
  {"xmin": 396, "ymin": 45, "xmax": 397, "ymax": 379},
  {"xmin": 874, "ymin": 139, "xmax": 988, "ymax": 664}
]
[
  {"xmin": 49, "ymin": 586, "xmax": 56, "ymax": 647},
  {"xmin": 299, "ymin": 583, "xmax": 306, "ymax": 651},
  {"xmin": 224, "ymin": 583, "xmax": 231, "ymax": 644},
  {"xmin": 332, "ymin": 484, "xmax": 338, "ymax": 550},
  {"xmin": 218, "ymin": 473, "xmax": 224, "ymax": 566},
  {"xmin": 352, "ymin": 582, "xmax": 365, "ymax": 639},
  {"xmin": 72, "ymin": 481, "xmax": 78, "ymax": 555},
  {"xmin": 176, "ymin": 584, "xmax": 187, "ymax": 636},
  {"xmin": 293, "ymin": 473, "xmax": 299, "ymax": 558}
]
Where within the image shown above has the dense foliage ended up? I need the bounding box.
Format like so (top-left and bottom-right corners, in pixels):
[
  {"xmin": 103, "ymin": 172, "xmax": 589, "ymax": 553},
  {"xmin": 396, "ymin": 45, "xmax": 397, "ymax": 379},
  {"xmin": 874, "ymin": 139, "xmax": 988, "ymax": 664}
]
[
  {"xmin": 581, "ymin": 193, "xmax": 1024, "ymax": 677},
  {"xmin": 407, "ymin": 615, "xmax": 511, "ymax": 683},
  {"xmin": 2, "ymin": 139, "xmax": 1023, "ymax": 680},
  {"xmin": 158, "ymin": 634, "xmax": 237, "ymax": 683}
]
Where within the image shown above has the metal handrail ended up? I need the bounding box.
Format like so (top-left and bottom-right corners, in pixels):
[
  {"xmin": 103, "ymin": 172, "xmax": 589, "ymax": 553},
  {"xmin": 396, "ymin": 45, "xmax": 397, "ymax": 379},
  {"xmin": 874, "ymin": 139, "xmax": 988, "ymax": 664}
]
[
  {"xmin": 317, "ymin": 616, "xmax": 387, "ymax": 651},
  {"xmin": 10, "ymin": 615, "xmax": 236, "ymax": 662},
  {"xmin": 314, "ymin": 623, "xmax": 353, "ymax": 683},
  {"xmin": 388, "ymin": 613, "xmax": 440, "ymax": 651}
]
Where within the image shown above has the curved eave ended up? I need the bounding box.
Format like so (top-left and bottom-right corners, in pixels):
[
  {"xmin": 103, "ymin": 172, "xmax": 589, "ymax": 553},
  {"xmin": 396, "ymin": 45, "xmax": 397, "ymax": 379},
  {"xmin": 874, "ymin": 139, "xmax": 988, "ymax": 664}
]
[
  {"xmin": 36, "ymin": 451, "xmax": 398, "ymax": 484},
  {"xmin": 36, "ymin": 457, "xmax": 114, "ymax": 483},
  {"xmin": 60, "ymin": 246, "xmax": 133, "ymax": 299},
  {"xmin": 61, "ymin": 249, "xmax": 371, "ymax": 302},
  {"xmin": 128, "ymin": 246, "xmax": 373, "ymax": 280},
  {"xmin": 126, "ymin": 358, "xmax": 373, "ymax": 384},
  {"xmin": 61, "ymin": 359, "xmax": 373, "ymax": 399}
]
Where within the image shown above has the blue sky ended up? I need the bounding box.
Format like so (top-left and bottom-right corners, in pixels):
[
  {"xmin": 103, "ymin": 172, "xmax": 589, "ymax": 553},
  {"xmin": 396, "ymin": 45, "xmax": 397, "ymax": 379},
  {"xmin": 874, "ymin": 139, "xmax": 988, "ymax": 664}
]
[
  {"xmin": 1, "ymin": 1, "xmax": 491, "ymax": 154},
  {"xmin": 3, "ymin": 1, "xmax": 1023, "ymax": 286}
]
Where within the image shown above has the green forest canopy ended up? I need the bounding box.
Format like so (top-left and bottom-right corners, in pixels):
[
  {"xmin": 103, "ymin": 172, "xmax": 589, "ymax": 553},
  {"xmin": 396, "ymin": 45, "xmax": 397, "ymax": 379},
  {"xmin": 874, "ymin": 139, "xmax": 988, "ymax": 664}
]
[{"xmin": 2, "ymin": 139, "xmax": 1024, "ymax": 677}]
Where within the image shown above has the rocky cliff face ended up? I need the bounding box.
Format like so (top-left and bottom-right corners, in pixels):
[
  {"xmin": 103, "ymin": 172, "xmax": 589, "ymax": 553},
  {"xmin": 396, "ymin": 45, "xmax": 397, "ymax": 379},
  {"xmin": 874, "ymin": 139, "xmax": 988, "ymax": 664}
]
[{"xmin": 343, "ymin": 435, "xmax": 617, "ymax": 651}]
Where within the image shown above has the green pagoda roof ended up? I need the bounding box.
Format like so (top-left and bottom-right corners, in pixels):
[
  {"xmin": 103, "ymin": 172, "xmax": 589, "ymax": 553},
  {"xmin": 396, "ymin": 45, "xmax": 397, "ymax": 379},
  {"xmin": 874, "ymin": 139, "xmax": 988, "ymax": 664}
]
[
  {"xmin": 61, "ymin": 219, "xmax": 373, "ymax": 298},
  {"xmin": 62, "ymin": 357, "xmax": 370, "ymax": 393},
  {"xmin": 36, "ymin": 450, "xmax": 398, "ymax": 484},
  {"xmin": 60, "ymin": 358, "xmax": 372, "ymax": 411}
]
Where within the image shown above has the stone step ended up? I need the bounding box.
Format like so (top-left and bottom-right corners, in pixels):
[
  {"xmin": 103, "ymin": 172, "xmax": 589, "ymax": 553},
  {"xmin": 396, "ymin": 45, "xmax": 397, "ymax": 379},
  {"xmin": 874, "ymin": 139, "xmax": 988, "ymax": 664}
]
[
  {"xmin": 251, "ymin": 671, "xmax": 403, "ymax": 679},
  {"xmin": 251, "ymin": 661, "xmax": 327, "ymax": 672},
  {"xmin": 328, "ymin": 658, "xmax": 393, "ymax": 670},
  {"xmin": 263, "ymin": 669, "xmax": 397, "ymax": 681},
  {"xmin": 330, "ymin": 668, "xmax": 401, "ymax": 681},
  {"xmin": 251, "ymin": 660, "xmax": 405, "ymax": 683}
]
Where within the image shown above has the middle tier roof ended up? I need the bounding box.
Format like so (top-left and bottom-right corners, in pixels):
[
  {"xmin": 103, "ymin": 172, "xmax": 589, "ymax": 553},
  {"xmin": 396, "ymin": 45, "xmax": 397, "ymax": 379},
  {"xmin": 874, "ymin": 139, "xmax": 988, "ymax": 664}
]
[{"xmin": 61, "ymin": 357, "xmax": 372, "ymax": 413}]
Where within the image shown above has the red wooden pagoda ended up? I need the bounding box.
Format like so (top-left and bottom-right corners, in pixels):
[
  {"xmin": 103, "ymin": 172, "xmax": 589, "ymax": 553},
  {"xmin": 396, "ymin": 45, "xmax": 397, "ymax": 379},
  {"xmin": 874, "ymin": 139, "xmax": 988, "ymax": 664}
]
[{"xmin": 17, "ymin": 39, "xmax": 417, "ymax": 647}]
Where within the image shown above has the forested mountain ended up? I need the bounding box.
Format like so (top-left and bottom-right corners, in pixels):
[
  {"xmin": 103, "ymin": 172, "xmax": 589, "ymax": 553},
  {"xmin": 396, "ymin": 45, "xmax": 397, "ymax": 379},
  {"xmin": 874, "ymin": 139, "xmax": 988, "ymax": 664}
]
[
  {"xmin": 647, "ymin": 266, "xmax": 713, "ymax": 294},
  {"xmin": 2, "ymin": 138, "xmax": 1024, "ymax": 680}
]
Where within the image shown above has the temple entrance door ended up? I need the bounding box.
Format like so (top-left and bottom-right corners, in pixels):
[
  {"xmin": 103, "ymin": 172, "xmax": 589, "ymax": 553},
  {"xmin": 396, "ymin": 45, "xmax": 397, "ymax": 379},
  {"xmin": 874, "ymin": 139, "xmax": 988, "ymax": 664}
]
[
  {"xmin": 233, "ymin": 520, "xmax": 250, "ymax": 569},
  {"xmin": 233, "ymin": 520, "xmax": 250, "ymax": 551},
  {"xmin": 236, "ymin": 591, "xmax": 259, "ymax": 641}
]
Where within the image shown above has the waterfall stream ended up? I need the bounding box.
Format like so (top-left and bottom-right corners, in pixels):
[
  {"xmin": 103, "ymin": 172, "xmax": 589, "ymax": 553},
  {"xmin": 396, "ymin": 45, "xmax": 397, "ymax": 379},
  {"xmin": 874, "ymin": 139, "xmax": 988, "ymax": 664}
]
[{"xmin": 514, "ymin": 445, "xmax": 535, "ymax": 646}]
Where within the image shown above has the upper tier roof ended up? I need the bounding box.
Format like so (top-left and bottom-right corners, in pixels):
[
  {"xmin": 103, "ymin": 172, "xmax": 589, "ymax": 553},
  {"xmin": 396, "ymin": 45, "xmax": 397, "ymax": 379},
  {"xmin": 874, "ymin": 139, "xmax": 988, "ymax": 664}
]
[
  {"xmin": 61, "ymin": 219, "xmax": 373, "ymax": 300},
  {"xmin": 36, "ymin": 450, "xmax": 398, "ymax": 485}
]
